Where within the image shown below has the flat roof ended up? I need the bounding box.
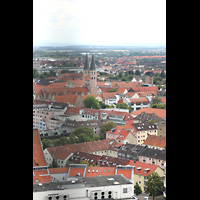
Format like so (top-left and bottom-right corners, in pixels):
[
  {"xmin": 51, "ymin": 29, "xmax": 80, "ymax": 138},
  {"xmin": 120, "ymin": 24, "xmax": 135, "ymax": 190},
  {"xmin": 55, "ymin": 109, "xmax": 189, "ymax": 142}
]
[{"xmin": 33, "ymin": 175, "xmax": 132, "ymax": 192}]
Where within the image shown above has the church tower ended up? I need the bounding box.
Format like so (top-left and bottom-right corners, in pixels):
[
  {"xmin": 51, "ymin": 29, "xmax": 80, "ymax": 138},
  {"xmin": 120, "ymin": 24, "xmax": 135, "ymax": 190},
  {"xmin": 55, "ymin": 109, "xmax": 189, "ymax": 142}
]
[{"xmin": 83, "ymin": 54, "xmax": 97, "ymax": 95}]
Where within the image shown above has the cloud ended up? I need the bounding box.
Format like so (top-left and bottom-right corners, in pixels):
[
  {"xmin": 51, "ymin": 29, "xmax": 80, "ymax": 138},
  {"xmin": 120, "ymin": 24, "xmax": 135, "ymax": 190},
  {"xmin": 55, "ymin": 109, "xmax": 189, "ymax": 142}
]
[{"xmin": 33, "ymin": 0, "xmax": 166, "ymax": 45}]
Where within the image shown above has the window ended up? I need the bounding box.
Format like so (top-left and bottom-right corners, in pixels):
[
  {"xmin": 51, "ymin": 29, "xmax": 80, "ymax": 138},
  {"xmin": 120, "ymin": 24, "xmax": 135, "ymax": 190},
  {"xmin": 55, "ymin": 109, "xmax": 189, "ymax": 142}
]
[{"xmin": 123, "ymin": 188, "xmax": 128, "ymax": 193}]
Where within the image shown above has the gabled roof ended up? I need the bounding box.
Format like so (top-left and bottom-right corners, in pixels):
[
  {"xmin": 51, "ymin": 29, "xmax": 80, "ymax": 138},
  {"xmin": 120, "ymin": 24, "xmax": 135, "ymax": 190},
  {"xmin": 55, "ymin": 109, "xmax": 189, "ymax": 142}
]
[
  {"xmin": 143, "ymin": 135, "xmax": 166, "ymax": 148},
  {"xmin": 133, "ymin": 122, "xmax": 157, "ymax": 131},
  {"xmin": 85, "ymin": 166, "xmax": 116, "ymax": 177},
  {"xmin": 139, "ymin": 147, "xmax": 166, "ymax": 161},
  {"xmin": 46, "ymin": 139, "xmax": 118, "ymax": 161},
  {"xmin": 116, "ymin": 130, "xmax": 130, "ymax": 140},
  {"xmin": 129, "ymin": 97, "xmax": 150, "ymax": 104},
  {"xmin": 54, "ymin": 94, "xmax": 79, "ymax": 105},
  {"xmin": 33, "ymin": 129, "xmax": 51, "ymax": 184},
  {"xmin": 116, "ymin": 88, "xmax": 128, "ymax": 94},
  {"xmin": 129, "ymin": 86, "xmax": 158, "ymax": 92},
  {"xmin": 107, "ymin": 124, "xmax": 136, "ymax": 135},
  {"xmin": 100, "ymin": 110, "xmax": 134, "ymax": 121},
  {"xmin": 57, "ymin": 160, "xmax": 161, "ymax": 179},
  {"xmin": 102, "ymin": 92, "xmax": 117, "ymax": 100},
  {"xmin": 64, "ymin": 106, "xmax": 82, "ymax": 115},
  {"xmin": 111, "ymin": 82, "xmax": 141, "ymax": 88},
  {"xmin": 69, "ymin": 151, "xmax": 101, "ymax": 165},
  {"xmin": 134, "ymin": 111, "xmax": 164, "ymax": 123},
  {"xmin": 48, "ymin": 167, "xmax": 68, "ymax": 174},
  {"xmin": 33, "ymin": 129, "xmax": 46, "ymax": 167},
  {"xmin": 98, "ymin": 155, "xmax": 129, "ymax": 167},
  {"xmin": 131, "ymin": 108, "xmax": 166, "ymax": 119},
  {"xmin": 128, "ymin": 160, "xmax": 160, "ymax": 176}
]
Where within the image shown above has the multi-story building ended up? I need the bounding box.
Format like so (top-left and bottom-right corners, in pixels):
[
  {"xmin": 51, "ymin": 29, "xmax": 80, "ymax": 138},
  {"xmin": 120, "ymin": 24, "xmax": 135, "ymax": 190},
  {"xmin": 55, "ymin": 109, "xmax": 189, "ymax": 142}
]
[
  {"xmin": 123, "ymin": 97, "xmax": 151, "ymax": 111},
  {"xmin": 33, "ymin": 174, "xmax": 135, "ymax": 200},
  {"xmin": 133, "ymin": 122, "xmax": 157, "ymax": 145},
  {"xmin": 44, "ymin": 139, "xmax": 119, "ymax": 167},
  {"xmin": 100, "ymin": 110, "xmax": 134, "ymax": 125},
  {"xmin": 33, "ymin": 102, "xmax": 68, "ymax": 130},
  {"xmin": 106, "ymin": 125, "xmax": 137, "ymax": 145}
]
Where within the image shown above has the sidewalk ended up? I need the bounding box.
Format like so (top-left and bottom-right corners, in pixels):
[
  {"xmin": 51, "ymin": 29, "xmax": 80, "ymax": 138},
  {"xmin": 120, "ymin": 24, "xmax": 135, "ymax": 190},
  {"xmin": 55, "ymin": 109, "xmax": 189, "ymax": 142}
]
[{"xmin": 137, "ymin": 193, "xmax": 165, "ymax": 200}]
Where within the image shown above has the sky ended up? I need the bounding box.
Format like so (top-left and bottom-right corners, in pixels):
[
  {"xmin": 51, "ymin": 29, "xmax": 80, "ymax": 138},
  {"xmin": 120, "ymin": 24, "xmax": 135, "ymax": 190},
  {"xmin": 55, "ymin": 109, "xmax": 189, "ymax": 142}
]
[{"xmin": 33, "ymin": 0, "xmax": 166, "ymax": 46}]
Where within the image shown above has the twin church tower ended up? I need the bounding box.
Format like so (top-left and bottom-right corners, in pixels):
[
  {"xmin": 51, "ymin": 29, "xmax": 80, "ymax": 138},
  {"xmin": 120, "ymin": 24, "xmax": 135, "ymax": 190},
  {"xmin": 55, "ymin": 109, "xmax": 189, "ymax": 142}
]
[{"xmin": 83, "ymin": 54, "xmax": 98, "ymax": 95}]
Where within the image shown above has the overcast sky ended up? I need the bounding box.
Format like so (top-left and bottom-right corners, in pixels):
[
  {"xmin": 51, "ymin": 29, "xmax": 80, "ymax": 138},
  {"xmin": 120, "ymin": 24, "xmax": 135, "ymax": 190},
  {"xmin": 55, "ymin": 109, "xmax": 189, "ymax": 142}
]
[{"xmin": 33, "ymin": 0, "xmax": 166, "ymax": 46}]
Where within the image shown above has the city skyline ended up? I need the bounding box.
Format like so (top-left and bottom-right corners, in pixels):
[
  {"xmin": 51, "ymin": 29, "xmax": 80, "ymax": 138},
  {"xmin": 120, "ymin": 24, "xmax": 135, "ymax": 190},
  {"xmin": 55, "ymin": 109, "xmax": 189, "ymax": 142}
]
[{"xmin": 33, "ymin": 0, "xmax": 166, "ymax": 47}]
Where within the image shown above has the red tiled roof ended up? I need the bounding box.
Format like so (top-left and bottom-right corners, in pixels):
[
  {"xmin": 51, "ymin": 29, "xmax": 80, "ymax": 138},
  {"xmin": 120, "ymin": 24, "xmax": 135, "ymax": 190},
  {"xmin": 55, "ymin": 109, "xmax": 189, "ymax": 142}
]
[
  {"xmin": 33, "ymin": 129, "xmax": 51, "ymax": 184},
  {"xmin": 128, "ymin": 160, "xmax": 159, "ymax": 176},
  {"xmin": 48, "ymin": 167, "xmax": 68, "ymax": 174},
  {"xmin": 102, "ymin": 92, "xmax": 117, "ymax": 100},
  {"xmin": 54, "ymin": 94, "xmax": 79, "ymax": 105},
  {"xmin": 131, "ymin": 108, "xmax": 166, "ymax": 119},
  {"xmin": 129, "ymin": 98, "xmax": 149, "ymax": 104},
  {"xmin": 116, "ymin": 130, "xmax": 129, "ymax": 140},
  {"xmin": 46, "ymin": 139, "xmax": 118, "ymax": 161},
  {"xmin": 130, "ymin": 86, "xmax": 158, "ymax": 92},
  {"xmin": 116, "ymin": 169, "xmax": 132, "ymax": 179},
  {"xmin": 63, "ymin": 160, "xmax": 160, "ymax": 179},
  {"xmin": 101, "ymin": 110, "xmax": 134, "ymax": 120},
  {"xmin": 86, "ymin": 166, "xmax": 116, "ymax": 177},
  {"xmin": 116, "ymin": 88, "xmax": 128, "ymax": 94},
  {"xmin": 33, "ymin": 170, "xmax": 52, "ymax": 184},
  {"xmin": 68, "ymin": 168, "xmax": 85, "ymax": 177},
  {"xmin": 33, "ymin": 129, "xmax": 46, "ymax": 167},
  {"xmin": 106, "ymin": 124, "xmax": 136, "ymax": 135},
  {"xmin": 143, "ymin": 135, "xmax": 166, "ymax": 148},
  {"xmin": 64, "ymin": 106, "xmax": 82, "ymax": 114},
  {"xmin": 111, "ymin": 82, "xmax": 141, "ymax": 88}
]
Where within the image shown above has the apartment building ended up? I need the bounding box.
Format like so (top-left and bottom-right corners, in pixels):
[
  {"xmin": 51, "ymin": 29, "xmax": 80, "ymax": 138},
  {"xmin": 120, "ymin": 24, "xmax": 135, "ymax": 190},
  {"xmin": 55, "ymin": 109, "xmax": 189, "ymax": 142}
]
[
  {"xmin": 33, "ymin": 102, "xmax": 68, "ymax": 130},
  {"xmin": 133, "ymin": 122, "xmax": 157, "ymax": 145},
  {"xmin": 44, "ymin": 139, "xmax": 119, "ymax": 167}
]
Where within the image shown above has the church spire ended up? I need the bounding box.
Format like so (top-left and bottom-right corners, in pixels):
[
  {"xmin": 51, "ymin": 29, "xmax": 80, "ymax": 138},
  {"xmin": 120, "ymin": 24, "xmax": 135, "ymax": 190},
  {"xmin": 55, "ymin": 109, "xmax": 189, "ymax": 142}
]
[
  {"xmin": 84, "ymin": 54, "xmax": 89, "ymax": 70},
  {"xmin": 90, "ymin": 54, "xmax": 96, "ymax": 70}
]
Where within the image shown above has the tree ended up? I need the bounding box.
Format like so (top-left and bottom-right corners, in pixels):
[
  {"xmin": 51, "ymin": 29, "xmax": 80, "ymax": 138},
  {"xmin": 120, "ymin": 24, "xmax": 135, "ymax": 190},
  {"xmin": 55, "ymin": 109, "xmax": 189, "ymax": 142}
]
[
  {"xmin": 69, "ymin": 132, "xmax": 77, "ymax": 144},
  {"xmin": 116, "ymin": 103, "xmax": 129, "ymax": 109},
  {"xmin": 118, "ymin": 72, "xmax": 123, "ymax": 78},
  {"xmin": 33, "ymin": 68, "xmax": 39, "ymax": 78},
  {"xmin": 152, "ymin": 96, "xmax": 161, "ymax": 104},
  {"xmin": 72, "ymin": 127, "xmax": 95, "ymax": 143},
  {"xmin": 160, "ymin": 70, "xmax": 166, "ymax": 78},
  {"xmin": 58, "ymin": 136, "xmax": 70, "ymax": 145},
  {"xmin": 146, "ymin": 172, "xmax": 165, "ymax": 200},
  {"xmin": 99, "ymin": 101, "xmax": 107, "ymax": 109},
  {"xmin": 101, "ymin": 121, "xmax": 117, "ymax": 139},
  {"xmin": 83, "ymin": 95, "xmax": 100, "ymax": 109},
  {"xmin": 49, "ymin": 158, "xmax": 58, "ymax": 168},
  {"xmin": 41, "ymin": 138, "xmax": 53, "ymax": 149},
  {"xmin": 134, "ymin": 182, "xmax": 142, "ymax": 196},
  {"xmin": 135, "ymin": 70, "xmax": 141, "ymax": 75},
  {"xmin": 151, "ymin": 103, "xmax": 166, "ymax": 109}
]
